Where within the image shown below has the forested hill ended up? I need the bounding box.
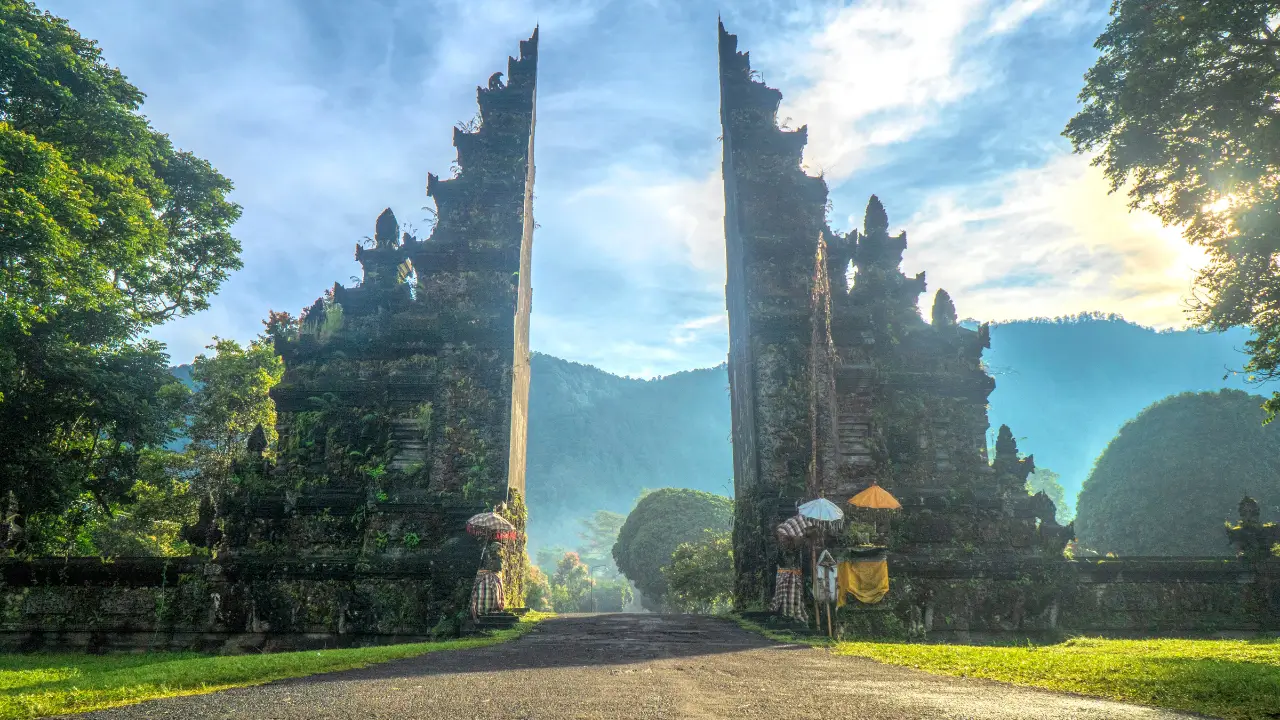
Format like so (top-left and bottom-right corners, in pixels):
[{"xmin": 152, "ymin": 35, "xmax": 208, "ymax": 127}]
[
  {"xmin": 522, "ymin": 315, "xmax": 1263, "ymax": 538},
  {"xmin": 980, "ymin": 314, "xmax": 1261, "ymax": 505},
  {"xmin": 525, "ymin": 354, "xmax": 732, "ymax": 550}
]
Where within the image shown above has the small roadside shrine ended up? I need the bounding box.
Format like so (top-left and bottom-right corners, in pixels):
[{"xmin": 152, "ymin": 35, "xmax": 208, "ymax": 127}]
[{"xmin": 771, "ymin": 483, "xmax": 901, "ymax": 636}]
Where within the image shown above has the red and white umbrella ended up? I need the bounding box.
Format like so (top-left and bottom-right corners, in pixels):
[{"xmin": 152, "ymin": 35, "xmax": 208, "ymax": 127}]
[{"xmin": 466, "ymin": 511, "xmax": 517, "ymax": 541}]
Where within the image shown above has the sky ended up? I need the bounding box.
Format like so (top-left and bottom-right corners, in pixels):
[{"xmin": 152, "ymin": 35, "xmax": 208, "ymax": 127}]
[{"xmin": 44, "ymin": 0, "xmax": 1206, "ymax": 378}]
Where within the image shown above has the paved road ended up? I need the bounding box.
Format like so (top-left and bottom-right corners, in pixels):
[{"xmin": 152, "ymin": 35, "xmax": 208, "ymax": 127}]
[{"xmin": 71, "ymin": 614, "xmax": 1194, "ymax": 719}]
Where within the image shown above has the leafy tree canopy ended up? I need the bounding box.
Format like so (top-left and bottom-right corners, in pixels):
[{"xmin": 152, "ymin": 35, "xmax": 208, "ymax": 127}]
[
  {"xmin": 185, "ymin": 335, "xmax": 283, "ymax": 506},
  {"xmin": 0, "ymin": 0, "xmax": 242, "ymax": 329},
  {"xmin": 1065, "ymin": 1, "xmax": 1280, "ymax": 415},
  {"xmin": 612, "ymin": 488, "xmax": 732, "ymax": 607},
  {"xmin": 549, "ymin": 551, "xmax": 594, "ymax": 613},
  {"xmin": 0, "ymin": 1, "xmax": 241, "ymax": 517},
  {"xmin": 1075, "ymin": 389, "xmax": 1280, "ymax": 555},
  {"xmin": 663, "ymin": 529, "xmax": 733, "ymax": 614}
]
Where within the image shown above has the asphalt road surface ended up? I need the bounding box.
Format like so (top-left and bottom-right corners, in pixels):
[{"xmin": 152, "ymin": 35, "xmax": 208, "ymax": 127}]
[{"xmin": 70, "ymin": 614, "xmax": 1195, "ymax": 719}]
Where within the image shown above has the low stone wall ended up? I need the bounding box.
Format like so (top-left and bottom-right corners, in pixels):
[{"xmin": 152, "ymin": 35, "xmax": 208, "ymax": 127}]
[
  {"xmin": 0, "ymin": 549, "xmax": 485, "ymax": 653},
  {"xmin": 833, "ymin": 555, "xmax": 1279, "ymax": 641}
]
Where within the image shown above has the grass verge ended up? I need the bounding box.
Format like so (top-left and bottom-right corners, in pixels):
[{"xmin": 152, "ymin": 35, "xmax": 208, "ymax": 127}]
[
  {"xmin": 733, "ymin": 616, "xmax": 1280, "ymax": 720},
  {"xmin": 0, "ymin": 612, "xmax": 551, "ymax": 720}
]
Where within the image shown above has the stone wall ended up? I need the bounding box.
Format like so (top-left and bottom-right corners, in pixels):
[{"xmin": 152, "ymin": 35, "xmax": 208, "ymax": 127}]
[
  {"xmin": 834, "ymin": 556, "xmax": 1278, "ymax": 641},
  {"xmin": 0, "ymin": 547, "xmax": 490, "ymax": 652}
]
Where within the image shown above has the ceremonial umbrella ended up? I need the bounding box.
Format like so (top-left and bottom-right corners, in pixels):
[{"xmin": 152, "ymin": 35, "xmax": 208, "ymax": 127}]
[
  {"xmin": 466, "ymin": 511, "xmax": 517, "ymax": 541},
  {"xmin": 798, "ymin": 497, "xmax": 845, "ymax": 522},
  {"xmin": 848, "ymin": 482, "xmax": 902, "ymax": 510},
  {"xmin": 796, "ymin": 498, "xmax": 843, "ymax": 636}
]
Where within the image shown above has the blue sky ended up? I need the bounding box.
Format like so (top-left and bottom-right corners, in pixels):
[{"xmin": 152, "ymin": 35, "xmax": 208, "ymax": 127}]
[{"xmin": 45, "ymin": 0, "xmax": 1205, "ymax": 378}]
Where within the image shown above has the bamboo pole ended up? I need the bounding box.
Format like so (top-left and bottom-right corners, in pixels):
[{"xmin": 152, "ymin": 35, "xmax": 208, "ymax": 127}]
[{"xmin": 810, "ymin": 544, "xmax": 820, "ymax": 632}]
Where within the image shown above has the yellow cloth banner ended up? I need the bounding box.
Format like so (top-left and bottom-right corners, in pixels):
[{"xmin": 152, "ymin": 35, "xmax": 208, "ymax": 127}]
[{"xmin": 837, "ymin": 559, "xmax": 889, "ymax": 606}]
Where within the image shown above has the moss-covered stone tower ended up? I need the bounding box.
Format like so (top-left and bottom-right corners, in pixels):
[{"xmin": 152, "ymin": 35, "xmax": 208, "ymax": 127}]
[
  {"xmin": 217, "ymin": 29, "xmax": 538, "ymax": 636},
  {"xmin": 720, "ymin": 23, "xmax": 1071, "ymax": 616}
]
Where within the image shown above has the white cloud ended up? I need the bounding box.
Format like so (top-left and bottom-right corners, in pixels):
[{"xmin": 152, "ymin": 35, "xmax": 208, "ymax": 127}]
[
  {"xmin": 615, "ymin": 0, "xmax": 1068, "ymax": 280},
  {"xmin": 758, "ymin": 0, "xmax": 1065, "ymax": 180},
  {"xmin": 903, "ymin": 152, "xmax": 1207, "ymax": 328},
  {"xmin": 987, "ymin": 0, "xmax": 1058, "ymax": 35},
  {"xmin": 538, "ymin": 0, "xmax": 1074, "ymax": 373},
  {"xmin": 558, "ymin": 165, "xmax": 722, "ymax": 275}
]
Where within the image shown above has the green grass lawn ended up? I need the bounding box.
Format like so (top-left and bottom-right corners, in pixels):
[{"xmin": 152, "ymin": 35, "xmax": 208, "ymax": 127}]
[
  {"xmin": 0, "ymin": 613, "xmax": 550, "ymax": 719},
  {"xmin": 832, "ymin": 636, "xmax": 1280, "ymax": 720},
  {"xmin": 737, "ymin": 618, "xmax": 1280, "ymax": 720}
]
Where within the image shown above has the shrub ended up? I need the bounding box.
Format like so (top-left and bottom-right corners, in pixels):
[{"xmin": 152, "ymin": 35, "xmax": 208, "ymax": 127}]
[
  {"xmin": 524, "ymin": 562, "xmax": 552, "ymax": 611},
  {"xmin": 612, "ymin": 488, "xmax": 732, "ymax": 606},
  {"xmin": 1076, "ymin": 390, "xmax": 1280, "ymax": 555},
  {"xmin": 591, "ymin": 577, "xmax": 635, "ymax": 612},
  {"xmin": 663, "ymin": 529, "xmax": 733, "ymax": 613}
]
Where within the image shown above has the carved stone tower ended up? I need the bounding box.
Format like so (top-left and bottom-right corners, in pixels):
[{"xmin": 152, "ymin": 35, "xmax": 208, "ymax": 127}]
[
  {"xmin": 719, "ymin": 21, "xmax": 835, "ymax": 607},
  {"xmin": 720, "ymin": 23, "xmax": 1067, "ymax": 613},
  {"xmin": 219, "ymin": 29, "xmax": 538, "ymax": 634}
]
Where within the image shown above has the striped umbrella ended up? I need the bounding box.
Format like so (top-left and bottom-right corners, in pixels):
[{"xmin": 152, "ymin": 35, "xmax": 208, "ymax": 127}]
[{"xmin": 466, "ymin": 511, "xmax": 516, "ymax": 540}]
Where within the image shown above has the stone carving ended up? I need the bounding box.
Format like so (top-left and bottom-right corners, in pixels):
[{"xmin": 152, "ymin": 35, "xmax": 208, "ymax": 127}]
[{"xmin": 1229, "ymin": 495, "xmax": 1280, "ymax": 564}]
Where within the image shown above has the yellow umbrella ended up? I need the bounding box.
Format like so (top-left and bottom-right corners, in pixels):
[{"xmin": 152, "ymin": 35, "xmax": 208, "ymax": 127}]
[{"xmin": 848, "ymin": 482, "xmax": 901, "ymax": 510}]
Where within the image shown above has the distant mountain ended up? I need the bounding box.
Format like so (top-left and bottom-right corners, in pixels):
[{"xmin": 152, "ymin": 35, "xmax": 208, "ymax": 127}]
[
  {"xmin": 525, "ymin": 354, "xmax": 732, "ymax": 551},
  {"xmin": 980, "ymin": 314, "xmax": 1261, "ymax": 511}
]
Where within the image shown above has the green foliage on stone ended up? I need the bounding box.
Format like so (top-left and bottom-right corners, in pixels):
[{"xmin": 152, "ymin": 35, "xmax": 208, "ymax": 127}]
[
  {"xmin": 1026, "ymin": 467, "xmax": 1073, "ymax": 525},
  {"xmin": 1066, "ymin": 1, "xmax": 1280, "ymax": 419},
  {"xmin": 1075, "ymin": 390, "xmax": 1280, "ymax": 555},
  {"xmin": 663, "ymin": 530, "xmax": 733, "ymax": 614},
  {"xmin": 612, "ymin": 488, "xmax": 733, "ymax": 605},
  {"xmin": 186, "ymin": 336, "xmax": 283, "ymax": 501}
]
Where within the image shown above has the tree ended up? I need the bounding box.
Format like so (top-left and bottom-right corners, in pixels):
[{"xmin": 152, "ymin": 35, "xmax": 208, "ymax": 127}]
[
  {"xmin": 535, "ymin": 545, "xmax": 570, "ymax": 575},
  {"xmin": 549, "ymin": 552, "xmax": 594, "ymax": 612},
  {"xmin": 0, "ymin": 1, "xmax": 241, "ymax": 518},
  {"xmin": 663, "ymin": 529, "xmax": 733, "ymax": 614},
  {"xmin": 1027, "ymin": 467, "xmax": 1073, "ymax": 525},
  {"xmin": 184, "ymin": 336, "xmax": 283, "ymax": 509},
  {"xmin": 20, "ymin": 447, "xmax": 197, "ymax": 558},
  {"xmin": 1065, "ymin": 1, "xmax": 1280, "ymax": 416},
  {"xmin": 612, "ymin": 488, "xmax": 733, "ymax": 607},
  {"xmin": 0, "ymin": 317, "xmax": 190, "ymax": 526},
  {"xmin": 1075, "ymin": 389, "xmax": 1280, "ymax": 555},
  {"xmin": 577, "ymin": 510, "xmax": 625, "ymax": 578},
  {"xmin": 0, "ymin": 1, "xmax": 241, "ymax": 329},
  {"xmin": 523, "ymin": 560, "xmax": 553, "ymax": 611}
]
